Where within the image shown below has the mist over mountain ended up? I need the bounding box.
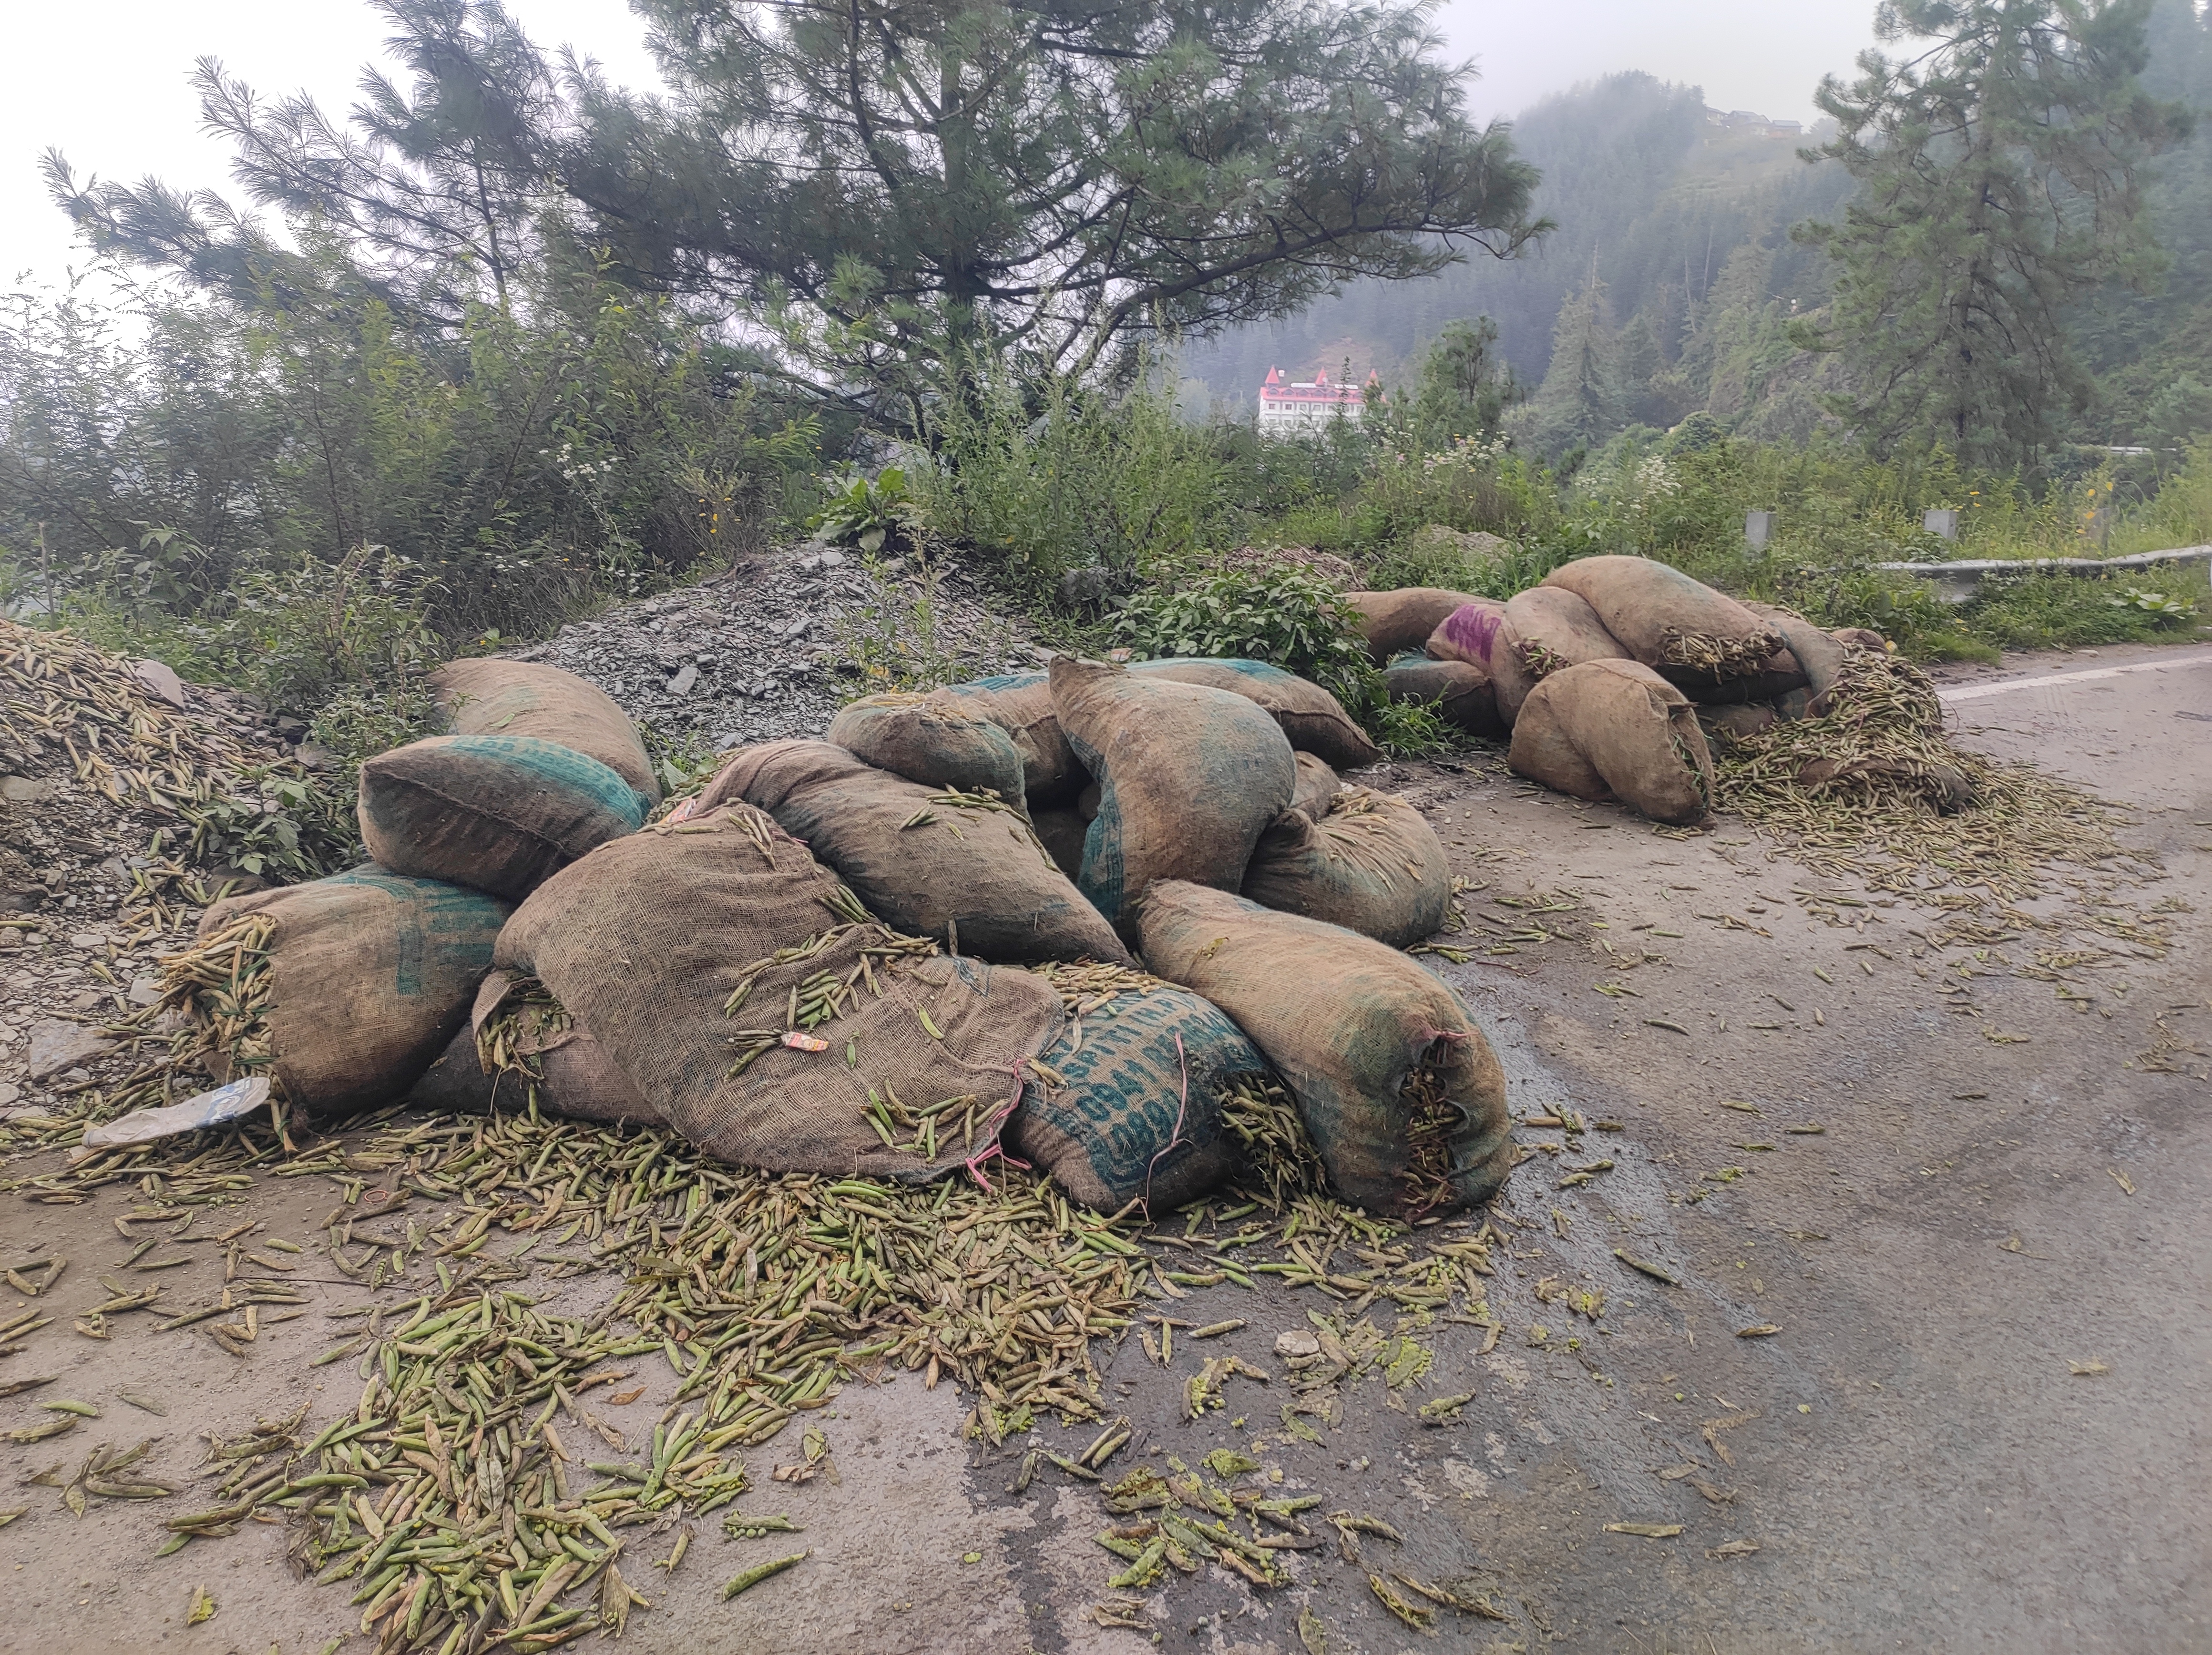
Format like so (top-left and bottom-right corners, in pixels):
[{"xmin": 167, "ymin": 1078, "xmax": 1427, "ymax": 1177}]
[{"xmin": 1186, "ymin": 3, "xmax": 2212, "ymax": 454}]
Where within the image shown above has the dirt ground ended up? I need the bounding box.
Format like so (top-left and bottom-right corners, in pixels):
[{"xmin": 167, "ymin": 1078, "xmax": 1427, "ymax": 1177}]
[{"xmin": 2, "ymin": 642, "xmax": 2206, "ymax": 1655}]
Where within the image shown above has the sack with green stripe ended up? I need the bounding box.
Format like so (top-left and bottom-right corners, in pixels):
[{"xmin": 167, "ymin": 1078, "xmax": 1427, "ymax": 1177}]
[
  {"xmin": 170, "ymin": 870, "xmax": 509, "ymax": 1119},
  {"xmin": 358, "ymin": 734, "xmax": 645, "ymax": 903},
  {"xmin": 1050, "ymin": 657, "xmax": 1295, "ymax": 942},
  {"xmin": 935, "ymin": 670, "xmax": 1085, "ymax": 806},
  {"xmin": 430, "ymin": 657, "xmax": 659, "ymax": 807},
  {"xmin": 1006, "ymin": 967, "xmax": 1271, "ymax": 1213},
  {"xmin": 1129, "ymin": 658, "xmax": 1382, "ymax": 769}
]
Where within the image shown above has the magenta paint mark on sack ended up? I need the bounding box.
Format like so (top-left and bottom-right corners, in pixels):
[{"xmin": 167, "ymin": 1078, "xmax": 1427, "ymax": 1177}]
[{"xmin": 1441, "ymin": 603, "xmax": 1503, "ymax": 664}]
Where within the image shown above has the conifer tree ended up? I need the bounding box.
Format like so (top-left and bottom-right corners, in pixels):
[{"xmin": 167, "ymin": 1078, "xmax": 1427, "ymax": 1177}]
[{"xmin": 1794, "ymin": 0, "xmax": 2192, "ymax": 466}]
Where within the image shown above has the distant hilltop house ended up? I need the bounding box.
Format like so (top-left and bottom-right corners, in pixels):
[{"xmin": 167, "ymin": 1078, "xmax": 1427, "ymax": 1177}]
[
  {"xmin": 1258, "ymin": 366, "xmax": 1379, "ymax": 434},
  {"xmin": 1709, "ymin": 107, "xmax": 1804, "ymax": 138}
]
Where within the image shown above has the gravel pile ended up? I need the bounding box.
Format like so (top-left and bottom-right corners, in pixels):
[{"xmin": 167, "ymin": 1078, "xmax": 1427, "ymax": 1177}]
[{"xmin": 505, "ymin": 540, "xmax": 1049, "ymax": 753}]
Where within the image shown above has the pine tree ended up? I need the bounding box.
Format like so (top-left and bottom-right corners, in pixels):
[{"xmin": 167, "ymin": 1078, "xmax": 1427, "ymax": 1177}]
[
  {"xmin": 1520, "ymin": 274, "xmax": 1625, "ymax": 455},
  {"xmin": 1405, "ymin": 317, "xmax": 1522, "ymax": 447},
  {"xmin": 1794, "ymin": 0, "xmax": 2193, "ymax": 468},
  {"xmin": 1615, "ymin": 313, "xmax": 1668, "ymax": 426}
]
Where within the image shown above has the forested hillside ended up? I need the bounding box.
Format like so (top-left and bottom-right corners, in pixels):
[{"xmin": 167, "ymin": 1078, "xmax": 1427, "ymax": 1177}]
[{"xmin": 1189, "ymin": 0, "xmax": 2212, "ymax": 455}]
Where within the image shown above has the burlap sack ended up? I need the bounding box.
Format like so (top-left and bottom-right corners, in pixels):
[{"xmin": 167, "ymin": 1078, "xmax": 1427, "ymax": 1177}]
[
  {"xmin": 1424, "ymin": 600, "xmax": 1532, "ymax": 724},
  {"xmin": 936, "ymin": 671, "xmax": 1084, "ymax": 805},
  {"xmin": 1696, "ymin": 702, "xmax": 1780, "ymax": 745},
  {"xmin": 410, "ymin": 972, "xmax": 658, "ymax": 1124},
  {"xmin": 1007, "ymin": 981, "xmax": 1268, "ymax": 1213},
  {"xmin": 825, "ymin": 691, "xmax": 1027, "ymax": 807},
  {"xmin": 1542, "ymin": 556, "xmax": 1782, "ymax": 679},
  {"xmin": 1501, "ymin": 587, "xmax": 1628, "ymax": 685},
  {"xmin": 431, "ymin": 658, "xmax": 659, "ymax": 806},
  {"xmin": 1346, "ymin": 588, "xmax": 1482, "ymax": 664},
  {"xmin": 1379, "ymin": 658, "xmax": 1505, "ymax": 738},
  {"xmin": 358, "ymin": 734, "xmax": 644, "ymax": 902},
  {"xmin": 1050, "ymin": 658, "xmax": 1295, "ymax": 941},
  {"xmin": 196, "ymin": 871, "xmax": 509, "ymax": 1115},
  {"xmin": 1031, "ymin": 808, "xmax": 1088, "ymax": 881},
  {"xmin": 496, "ymin": 805, "xmax": 1067, "ymax": 1180},
  {"xmin": 1241, "ymin": 788, "xmax": 1450, "ymax": 949},
  {"xmin": 701, "ymin": 740, "xmax": 1128, "ymax": 965},
  {"xmin": 1747, "ymin": 603, "xmax": 1848, "ymax": 714},
  {"xmin": 1667, "ymin": 646, "xmax": 1808, "ymax": 705},
  {"xmin": 1508, "ymin": 659, "xmax": 1716, "ymax": 825},
  {"xmin": 1136, "ymin": 881, "xmax": 1512, "ymax": 1216},
  {"xmin": 1291, "ymin": 752, "xmax": 1341, "ymax": 821},
  {"xmin": 1130, "ymin": 658, "xmax": 1382, "ymax": 770}
]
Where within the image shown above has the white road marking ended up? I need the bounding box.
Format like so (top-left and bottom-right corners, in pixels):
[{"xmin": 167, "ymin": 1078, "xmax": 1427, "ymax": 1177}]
[{"xmin": 1936, "ymin": 649, "xmax": 2212, "ymax": 703}]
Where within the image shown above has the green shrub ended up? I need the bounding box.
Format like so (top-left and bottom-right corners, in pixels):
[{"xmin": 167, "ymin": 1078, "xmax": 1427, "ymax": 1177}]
[
  {"xmin": 915, "ymin": 364, "xmax": 1233, "ymax": 590},
  {"xmin": 0, "ymin": 250, "xmax": 826, "ymax": 645},
  {"xmin": 1110, "ymin": 567, "xmax": 1374, "ymax": 711}
]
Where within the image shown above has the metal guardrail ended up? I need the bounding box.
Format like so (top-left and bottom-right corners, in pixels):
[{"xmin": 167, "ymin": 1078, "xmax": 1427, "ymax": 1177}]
[{"xmin": 1874, "ymin": 543, "xmax": 2212, "ymax": 603}]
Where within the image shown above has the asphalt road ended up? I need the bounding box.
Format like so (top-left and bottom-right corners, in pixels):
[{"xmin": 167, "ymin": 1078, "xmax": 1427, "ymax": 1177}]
[{"xmin": 2, "ymin": 643, "xmax": 2205, "ymax": 1655}]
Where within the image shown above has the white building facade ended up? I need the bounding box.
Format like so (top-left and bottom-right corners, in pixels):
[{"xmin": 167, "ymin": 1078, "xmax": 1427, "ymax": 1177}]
[{"xmin": 1257, "ymin": 366, "xmax": 1373, "ymax": 435}]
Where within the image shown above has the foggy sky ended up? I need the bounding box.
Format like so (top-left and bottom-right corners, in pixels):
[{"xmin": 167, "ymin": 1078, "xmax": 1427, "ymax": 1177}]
[{"xmin": 0, "ymin": 0, "xmax": 1876, "ymax": 295}]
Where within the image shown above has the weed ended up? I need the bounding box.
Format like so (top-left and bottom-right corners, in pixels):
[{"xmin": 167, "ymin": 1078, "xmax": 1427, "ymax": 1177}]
[
  {"xmin": 1965, "ymin": 571, "xmax": 2209, "ymax": 651},
  {"xmin": 809, "ymin": 466, "xmax": 922, "ymax": 554},
  {"xmin": 832, "ymin": 550, "xmax": 969, "ymax": 690},
  {"xmin": 1367, "ymin": 695, "xmax": 1460, "ymax": 758}
]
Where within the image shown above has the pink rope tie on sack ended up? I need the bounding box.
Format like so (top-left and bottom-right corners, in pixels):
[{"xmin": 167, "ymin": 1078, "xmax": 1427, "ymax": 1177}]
[
  {"xmin": 965, "ymin": 1058, "xmax": 1036, "ymax": 1192},
  {"xmin": 1137, "ymin": 1032, "xmax": 1193, "ymax": 1220}
]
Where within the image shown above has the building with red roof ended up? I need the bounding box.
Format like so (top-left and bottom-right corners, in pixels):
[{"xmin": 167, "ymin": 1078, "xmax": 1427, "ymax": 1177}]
[{"xmin": 1257, "ymin": 366, "xmax": 1376, "ymax": 435}]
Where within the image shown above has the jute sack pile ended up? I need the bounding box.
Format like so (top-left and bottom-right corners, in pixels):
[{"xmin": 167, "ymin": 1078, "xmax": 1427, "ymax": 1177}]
[
  {"xmin": 1345, "ymin": 588, "xmax": 1481, "ymax": 664},
  {"xmin": 1541, "ymin": 556, "xmax": 1782, "ymax": 683},
  {"xmin": 935, "ymin": 672, "xmax": 1083, "ymax": 806},
  {"xmin": 496, "ymin": 804, "xmax": 1066, "ymax": 1181},
  {"xmin": 1129, "ymin": 658, "xmax": 1382, "ymax": 769},
  {"xmin": 1137, "ymin": 880, "xmax": 1512, "ymax": 1216},
  {"xmin": 701, "ymin": 739, "xmax": 1128, "ymax": 966},
  {"xmin": 1508, "ymin": 659, "xmax": 1716, "ymax": 825},
  {"xmin": 183, "ymin": 871, "xmax": 509, "ymax": 1117},
  {"xmin": 1051, "ymin": 658, "xmax": 1295, "ymax": 940},
  {"xmin": 358, "ymin": 734, "xmax": 645, "ymax": 902},
  {"xmin": 1241, "ymin": 788, "xmax": 1451, "ymax": 949},
  {"xmin": 1379, "ymin": 657, "xmax": 1505, "ymax": 737},
  {"xmin": 430, "ymin": 658, "xmax": 659, "ymax": 807},
  {"xmin": 1006, "ymin": 974, "xmax": 1271, "ymax": 1213},
  {"xmin": 825, "ymin": 691, "xmax": 1028, "ymax": 807}
]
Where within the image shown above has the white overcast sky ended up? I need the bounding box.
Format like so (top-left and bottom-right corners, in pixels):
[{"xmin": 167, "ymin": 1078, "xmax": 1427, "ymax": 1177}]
[{"xmin": 0, "ymin": 0, "xmax": 1878, "ymax": 294}]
